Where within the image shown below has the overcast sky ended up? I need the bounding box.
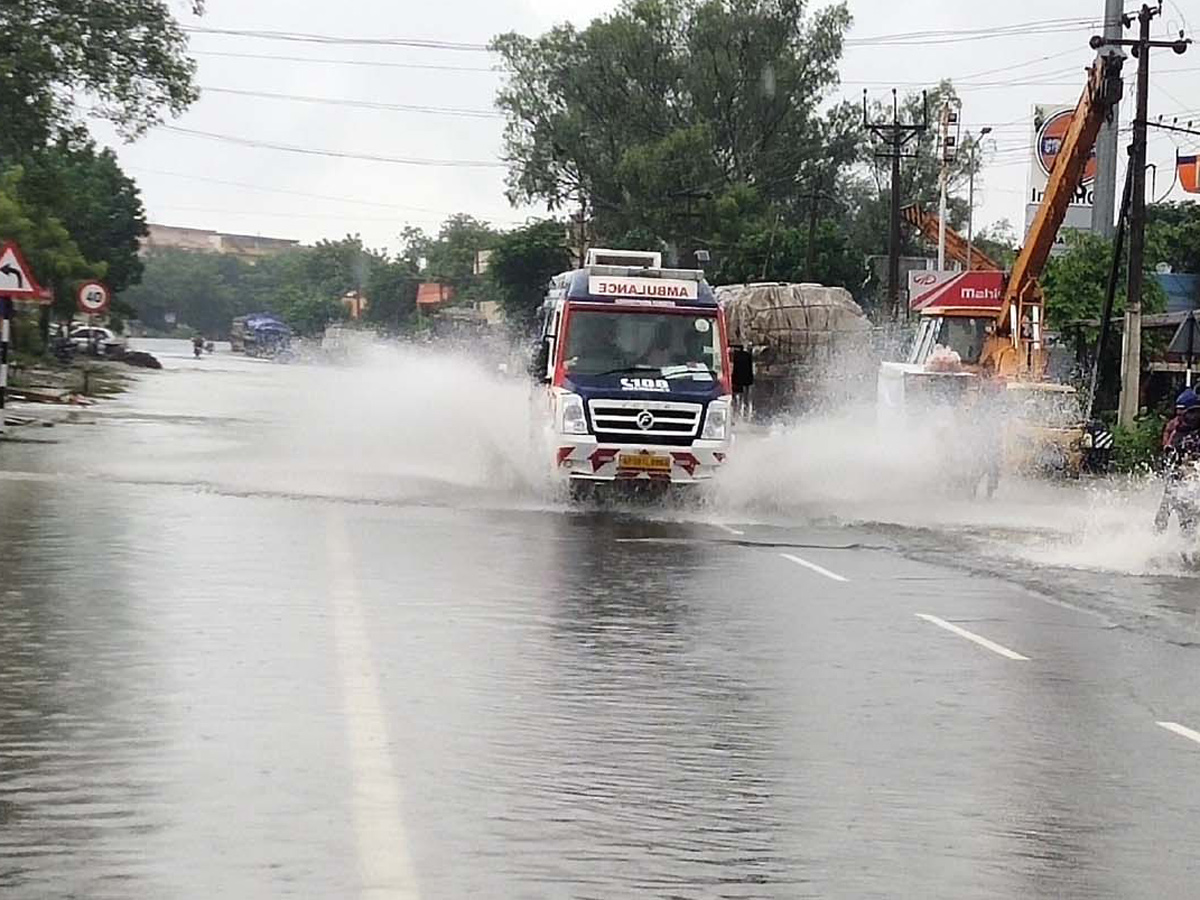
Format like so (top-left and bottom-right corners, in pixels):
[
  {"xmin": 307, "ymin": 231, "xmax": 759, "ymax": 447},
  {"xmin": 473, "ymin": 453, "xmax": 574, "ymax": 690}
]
[{"xmin": 94, "ymin": 0, "xmax": 1199, "ymax": 253}]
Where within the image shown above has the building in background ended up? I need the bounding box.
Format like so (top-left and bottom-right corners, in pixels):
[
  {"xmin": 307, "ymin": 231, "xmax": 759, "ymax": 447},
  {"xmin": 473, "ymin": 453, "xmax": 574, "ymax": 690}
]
[
  {"xmin": 340, "ymin": 290, "xmax": 368, "ymax": 320},
  {"xmin": 141, "ymin": 224, "xmax": 299, "ymax": 260},
  {"xmin": 416, "ymin": 283, "xmax": 454, "ymax": 308}
]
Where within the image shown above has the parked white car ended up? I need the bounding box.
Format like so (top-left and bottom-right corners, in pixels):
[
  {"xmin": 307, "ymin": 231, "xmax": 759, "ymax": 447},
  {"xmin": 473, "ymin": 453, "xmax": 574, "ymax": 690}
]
[{"xmin": 68, "ymin": 326, "xmax": 126, "ymax": 352}]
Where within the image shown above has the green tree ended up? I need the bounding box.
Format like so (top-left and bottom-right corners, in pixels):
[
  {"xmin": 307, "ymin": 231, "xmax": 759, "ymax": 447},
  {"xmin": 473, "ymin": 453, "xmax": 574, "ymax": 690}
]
[
  {"xmin": 423, "ymin": 215, "xmax": 500, "ymax": 299},
  {"xmin": 0, "ymin": 1, "xmax": 201, "ymax": 160},
  {"xmin": 1042, "ymin": 230, "xmax": 1165, "ymax": 331},
  {"xmin": 488, "ymin": 219, "xmax": 571, "ymax": 333},
  {"xmin": 264, "ymin": 286, "xmax": 347, "ymax": 337},
  {"xmin": 17, "ymin": 138, "xmax": 148, "ymax": 321},
  {"xmin": 1146, "ymin": 201, "xmax": 1200, "ymax": 275},
  {"xmin": 0, "ymin": 167, "xmax": 102, "ymax": 315},
  {"xmin": 119, "ymin": 248, "xmax": 244, "ymax": 337},
  {"xmin": 364, "ymin": 260, "xmax": 419, "ymax": 330},
  {"xmin": 972, "ymin": 219, "xmax": 1020, "ymax": 269},
  {"xmin": 492, "ymin": 0, "xmax": 853, "ymax": 251}
]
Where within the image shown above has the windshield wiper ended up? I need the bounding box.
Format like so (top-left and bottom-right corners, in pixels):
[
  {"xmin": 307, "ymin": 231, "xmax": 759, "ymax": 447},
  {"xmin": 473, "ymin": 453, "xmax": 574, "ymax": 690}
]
[
  {"xmin": 662, "ymin": 365, "xmax": 719, "ymax": 379},
  {"xmin": 586, "ymin": 364, "xmax": 664, "ymax": 377}
]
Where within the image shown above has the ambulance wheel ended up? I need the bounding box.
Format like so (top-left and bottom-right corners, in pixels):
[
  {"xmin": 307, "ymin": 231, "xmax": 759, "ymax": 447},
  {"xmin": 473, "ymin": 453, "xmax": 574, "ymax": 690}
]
[{"xmin": 568, "ymin": 480, "xmax": 597, "ymax": 504}]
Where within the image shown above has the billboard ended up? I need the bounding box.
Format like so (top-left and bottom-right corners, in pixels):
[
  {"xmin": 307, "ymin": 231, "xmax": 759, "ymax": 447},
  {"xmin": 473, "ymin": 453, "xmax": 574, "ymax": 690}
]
[
  {"xmin": 908, "ymin": 270, "xmax": 1006, "ymax": 312},
  {"xmin": 1024, "ymin": 203, "xmax": 1094, "ymax": 257},
  {"xmin": 1026, "ymin": 102, "xmax": 1096, "ymax": 255},
  {"xmin": 1028, "ymin": 102, "xmax": 1095, "ymax": 208}
]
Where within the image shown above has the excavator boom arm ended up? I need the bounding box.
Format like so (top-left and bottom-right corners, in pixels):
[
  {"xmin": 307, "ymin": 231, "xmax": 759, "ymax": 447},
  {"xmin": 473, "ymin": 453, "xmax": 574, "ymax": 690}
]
[
  {"xmin": 999, "ymin": 55, "xmax": 1125, "ymax": 325},
  {"xmin": 901, "ymin": 204, "xmax": 1004, "ymax": 271}
]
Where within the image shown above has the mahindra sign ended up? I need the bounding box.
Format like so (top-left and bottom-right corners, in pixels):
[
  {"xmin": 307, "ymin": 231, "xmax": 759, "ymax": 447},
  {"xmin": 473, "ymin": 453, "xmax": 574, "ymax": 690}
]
[{"xmin": 908, "ymin": 270, "xmax": 1006, "ymax": 311}]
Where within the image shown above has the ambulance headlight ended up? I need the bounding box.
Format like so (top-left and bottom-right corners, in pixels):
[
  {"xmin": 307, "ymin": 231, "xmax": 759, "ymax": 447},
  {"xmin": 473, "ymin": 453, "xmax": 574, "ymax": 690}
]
[
  {"xmin": 701, "ymin": 399, "xmax": 730, "ymax": 440},
  {"xmin": 559, "ymin": 393, "xmax": 588, "ymax": 435}
]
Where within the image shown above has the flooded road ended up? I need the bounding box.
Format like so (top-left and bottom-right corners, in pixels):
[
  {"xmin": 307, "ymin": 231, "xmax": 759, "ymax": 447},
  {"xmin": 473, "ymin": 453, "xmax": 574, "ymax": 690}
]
[{"xmin": 3, "ymin": 339, "xmax": 1200, "ymax": 898}]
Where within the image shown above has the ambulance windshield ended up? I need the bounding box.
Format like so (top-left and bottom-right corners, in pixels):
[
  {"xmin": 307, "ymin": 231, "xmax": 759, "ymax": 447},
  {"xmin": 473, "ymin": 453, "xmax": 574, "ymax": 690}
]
[{"xmin": 563, "ymin": 310, "xmax": 722, "ymax": 378}]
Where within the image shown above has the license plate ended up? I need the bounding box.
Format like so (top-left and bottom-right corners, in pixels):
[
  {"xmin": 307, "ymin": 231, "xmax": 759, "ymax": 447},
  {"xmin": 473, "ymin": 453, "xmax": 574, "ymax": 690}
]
[{"xmin": 618, "ymin": 452, "xmax": 671, "ymax": 472}]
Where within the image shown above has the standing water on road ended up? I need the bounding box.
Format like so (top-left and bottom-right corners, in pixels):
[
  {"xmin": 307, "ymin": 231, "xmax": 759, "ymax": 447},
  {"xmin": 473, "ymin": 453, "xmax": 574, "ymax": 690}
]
[{"xmin": 4, "ymin": 340, "xmax": 1200, "ymax": 899}]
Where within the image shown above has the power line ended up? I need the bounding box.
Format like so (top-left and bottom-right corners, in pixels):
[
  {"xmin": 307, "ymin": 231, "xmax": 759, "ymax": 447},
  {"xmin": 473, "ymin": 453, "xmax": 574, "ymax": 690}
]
[
  {"xmin": 184, "ymin": 26, "xmax": 489, "ymax": 51},
  {"xmin": 845, "ymin": 17, "xmax": 1103, "ymax": 48},
  {"xmin": 127, "ymin": 167, "xmax": 515, "ymax": 217},
  {"xmin": 158, "ymin": 126, "xmax": 508, "ymax": 168},
  {"xmin": 152, "ymin": 205, "xmax": 526, "ymax": 226},
  {"xmin": 198, "ymin": 85, "xmax": 502, "ymax": 119},
  {"xmin": 953, "ymin": 46, "xmax": 1090, "ymax": 82},
  {"xmin": 191, "ymin": 50, "xmax": 496, "ymax": 73},
  {"xmin": 186, "ymin": 18, "xmax": 1096, "ymax": 54}
]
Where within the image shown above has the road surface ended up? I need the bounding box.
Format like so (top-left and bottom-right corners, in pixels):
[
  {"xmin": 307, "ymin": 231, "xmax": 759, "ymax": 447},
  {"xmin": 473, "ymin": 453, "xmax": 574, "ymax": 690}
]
[{"xmin": 2, "ymin": 339, "xmax": 1199, "ymax": 898}]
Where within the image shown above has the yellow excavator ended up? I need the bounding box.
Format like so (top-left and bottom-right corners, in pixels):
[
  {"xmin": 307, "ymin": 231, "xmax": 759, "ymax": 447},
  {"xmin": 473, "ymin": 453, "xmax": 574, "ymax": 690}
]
[{"xmin": 880, "ymin": 53, "xmax": 1125, "ymax": 477}]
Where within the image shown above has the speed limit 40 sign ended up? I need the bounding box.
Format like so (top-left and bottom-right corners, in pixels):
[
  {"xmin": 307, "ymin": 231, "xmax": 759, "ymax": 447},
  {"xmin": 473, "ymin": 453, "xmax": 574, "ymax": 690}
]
[{"xmin": 77, "ymin": 281, "xmax": 110, "ymax": 315}]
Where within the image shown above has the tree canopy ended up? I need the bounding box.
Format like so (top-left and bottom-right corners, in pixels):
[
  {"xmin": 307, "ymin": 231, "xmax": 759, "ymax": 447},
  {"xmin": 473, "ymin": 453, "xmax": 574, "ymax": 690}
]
[
  {"xmin": 488, "ymin": 219, "xmax": 572, "ymax": 333},
  {"xmin": 0, "ymin": 0, "xmax": 200, "ymax": 340},
  {"xmin": 15, "ymin": 138, "xmax": 149, "ymax": 319},
  {"xmin": 0, "ymin": 0, "xmax": 200, "ymax": 159},
  {"xmin": 491, "ymin": 3, "xmax": 1006, "ymax": 302},
  {"xmin": 120, "ymin": 236, "xmax": 430, "ymax": 338},
  {"xmin": 492, "ymin": 0, "xmax": 855, "ymax": 270},
  {"xmin": 1042, "ymin": 229, "xmax": 1165, "ymax": 331}
]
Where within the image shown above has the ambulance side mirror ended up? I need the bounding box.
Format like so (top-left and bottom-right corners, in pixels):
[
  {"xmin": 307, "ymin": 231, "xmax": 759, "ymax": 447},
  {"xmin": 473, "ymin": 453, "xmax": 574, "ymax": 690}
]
[
  {"xmin": 530, "ymin": 338, "xmax": 551, "ymax": 382},
  {"xmin": 731, "ymin": 346, "xmax": 754, "ymax": 393}
]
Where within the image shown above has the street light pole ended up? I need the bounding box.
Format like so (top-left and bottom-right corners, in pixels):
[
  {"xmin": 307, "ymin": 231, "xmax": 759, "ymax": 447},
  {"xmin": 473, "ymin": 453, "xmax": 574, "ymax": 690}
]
[{"xmin": 966, "ymin": 126, "xmax": 992, "ymax": 269}]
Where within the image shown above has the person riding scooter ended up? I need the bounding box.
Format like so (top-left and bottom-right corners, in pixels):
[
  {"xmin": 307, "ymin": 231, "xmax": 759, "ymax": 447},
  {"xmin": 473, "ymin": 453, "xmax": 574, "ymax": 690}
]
[
  {"xmin": 1162, "ymin": 388, "xmax": 1196, "ymax": 449},
  {"xmin": 1156, "ymin": 392, "xmax": 1200, "ymax": 534}
]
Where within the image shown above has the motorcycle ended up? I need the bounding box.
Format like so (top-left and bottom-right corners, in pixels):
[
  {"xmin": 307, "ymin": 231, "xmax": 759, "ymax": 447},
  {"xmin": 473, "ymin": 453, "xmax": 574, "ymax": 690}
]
[
  {"xmin": 51, "ymin": 335, "xmax": 75, "ymax": 364},
  {"xmin": 1158, "ymin": 461, "xmax": 1200, "ymax": 570}
]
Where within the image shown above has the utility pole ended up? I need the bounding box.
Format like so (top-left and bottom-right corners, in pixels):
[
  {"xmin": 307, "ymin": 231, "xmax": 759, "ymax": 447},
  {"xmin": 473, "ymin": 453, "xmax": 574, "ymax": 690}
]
[
  {"xmin": 965, "ymin": 126, "xmax": 993, "ymax": 268},
  {"xmin": 936, "ymin": 101, "xmax": 960, "ymax": 271},
  {"xmin": 1092, "ymin": 0, "xmax": 1125, "ymax": 238},
  {"xmin": 864, "ymin": 89, "xmax": 928, "ymax": 319},
  {"xmin": 1093, "ymin": 4, "xmax": 1190, "ymax": 426},
  {"xmin": 805, "ymin": 173, "xmax": 822, "ymax": 280}
]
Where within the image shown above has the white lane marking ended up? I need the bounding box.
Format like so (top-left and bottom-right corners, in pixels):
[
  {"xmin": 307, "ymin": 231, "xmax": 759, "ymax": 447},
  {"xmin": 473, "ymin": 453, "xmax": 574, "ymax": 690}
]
[
  {"xmin": 714, "ymin": 523, "xmax": 745, "ymax": 536},
  {"xmin": 1157, "ymin": 721, "xmax": 1200, "ymax": 746},
  {"xmin": 916, "ymin": 614, "xmax": 1030, "ymax": 661},
  {"xmin": 328, "ymin": 512, "xmax": 421, "ymax": 900},
  {"xmin": 780, "ymin": 552, "xmax": 849, "ymax": 583}
]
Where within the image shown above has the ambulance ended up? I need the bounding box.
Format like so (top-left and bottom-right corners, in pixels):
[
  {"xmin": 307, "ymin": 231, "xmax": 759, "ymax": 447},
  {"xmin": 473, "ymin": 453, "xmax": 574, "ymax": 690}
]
[{"xmin": 531, "ymin": 249, "xmax": 751, "ymax": 494}]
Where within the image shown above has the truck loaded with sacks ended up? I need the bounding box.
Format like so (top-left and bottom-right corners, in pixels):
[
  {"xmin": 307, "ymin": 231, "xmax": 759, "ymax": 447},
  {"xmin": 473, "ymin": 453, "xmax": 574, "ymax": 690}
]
[{"xmin": 716, "ymin": 282, "xmax": 872, "ymax": 417}]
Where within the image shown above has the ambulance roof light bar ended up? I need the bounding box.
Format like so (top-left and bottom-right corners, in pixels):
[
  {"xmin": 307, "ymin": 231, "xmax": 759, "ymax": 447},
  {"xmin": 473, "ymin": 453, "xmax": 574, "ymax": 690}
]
[{"xmin": 585, "ymin": 248, "xmax": 662, "ymax": 268}]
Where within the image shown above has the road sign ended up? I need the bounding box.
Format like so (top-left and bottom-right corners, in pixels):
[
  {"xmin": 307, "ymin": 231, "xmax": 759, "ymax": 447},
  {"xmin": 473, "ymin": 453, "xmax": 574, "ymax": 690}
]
[
  {"xmin": 77, "ymin": 280, "xmax": 110, "ymax": 315},
  {"xmin": 1167, "ymin": 313, "xmax": 1199, "ymax": 362},
  {"xmin": 0, "ymin": 241, "xmax": 48, "ymax": 301}
]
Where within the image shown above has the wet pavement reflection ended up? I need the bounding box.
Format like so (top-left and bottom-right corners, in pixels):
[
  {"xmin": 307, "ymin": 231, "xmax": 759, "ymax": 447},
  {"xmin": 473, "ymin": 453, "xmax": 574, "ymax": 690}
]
[{"xmin": 3, "ymin": 340, "xmax": 1200, "ymax": 898}]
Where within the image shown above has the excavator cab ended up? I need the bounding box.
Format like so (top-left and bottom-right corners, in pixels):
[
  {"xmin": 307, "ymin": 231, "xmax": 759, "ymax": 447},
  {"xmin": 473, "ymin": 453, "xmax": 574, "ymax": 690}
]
[{"xmin": 908, "ymin": 315, "xmax": 995, "ymax": 368}]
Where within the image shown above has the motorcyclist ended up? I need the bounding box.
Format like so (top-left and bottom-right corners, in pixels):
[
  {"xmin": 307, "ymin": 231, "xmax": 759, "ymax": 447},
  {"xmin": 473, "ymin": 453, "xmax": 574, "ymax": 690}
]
[
  {"xmin": 1156, "ymin": 392, "xmax": 1200, "ymax": 534},
  {"xmin": 192, "ymin": 334, "xmax": 204, "ymax": 358},
  {"xmin": 1162, "ymin": 388, "xmax": 1196, "ymax": 449}
]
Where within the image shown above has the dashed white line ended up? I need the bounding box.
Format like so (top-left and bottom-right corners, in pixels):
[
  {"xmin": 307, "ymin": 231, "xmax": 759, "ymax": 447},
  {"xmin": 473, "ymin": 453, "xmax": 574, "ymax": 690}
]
[
  {"xmin": 916, "ymin": 613, "xmax": 1030, "ymax": 661},
  {"xmin": 714, "ymin": 523, "xmax": 745, "ymax": 536},
  {"xmin": 1157, "ymin": 721, "xmax": 1200, "ymax": 746},
  {"xmin": 328, "ymin": 512, "xmax": 421, "ymax": 900},
  {"xmin": 780, "ymin": 552, "xmax": 849, "ymax": 583}
]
